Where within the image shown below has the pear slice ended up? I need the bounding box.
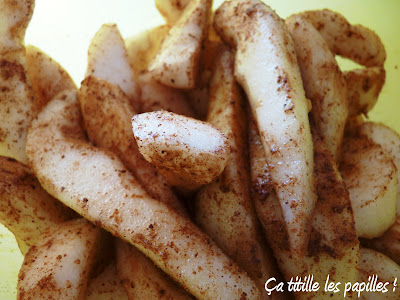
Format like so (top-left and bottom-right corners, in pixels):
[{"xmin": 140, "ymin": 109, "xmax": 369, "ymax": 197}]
[
  {"xmin": 26, "ymin": 45, "xmax": 76, "ymax": 112},
  {"xmin": 358, "ymin": 248, "xmax": 400, "ymax": 299},
  {"xmin": 115, "ymin": 240, "xmax": 192, "ymax": 299},
  {"xmin": 344, "ymin": 67, "xmax": 385, "ymax": 117},
  {"xmin": 0, "ymin": 156, "xmax": 74, "ymax": 255},
  {"xmin": 214, "ymin": 0, "xmax": 316, "ymax": 255},
  {"xmin": 286, "ymin": 14, "xmax": 348, "ymax": 160},
  {"xmin": 17, "ymin": 218, "xmax": 104, "ymax": 300},
  {"xmin": 340, "ymin": 136, "xmax": 397, "ymax": 238},
  {"xmin": 149, "ymin": 0, "xmax": 212, "ymax": 89},
  {"xmin": 86, "ymin": 23, "xmax": 140, "ymax": 112},
  {"xmin": 297, "ymin": 9, "xmax": 386, "ymax": 68},
  {"xmin": 155, "ymin": 0, "xmax": 191, "ymax": 24},
  {"xmin": 0, "ymin": 0, "xmax": 35, "ymax": 164},
  {"xmin": 195, "ymin": 47, "xmax": 283, "ymax": 298},
  {"xmin": 79, "ymin": 76, "xmax": 185, "ymax": 212},
  {"xmin": 125, "ymin": 25, "xmax": 170, "ymax": 75},
  {"xmin": 358, "ymin": 122, "xmax": 400, "ymax": 215},
  {"xmin": 86, "ymin": 259, "xmax": 128, "ymax": 300},
  {"xmin": 250, "ymin": 116, "xmax": 359, "ymax": 299},
  {"xmin": 361, "ymin": 217, "xmax": 400, "ymax": 266},
  {"xmin": 132, "ymin": 110, "xmax": 230, "ymax": 192}
]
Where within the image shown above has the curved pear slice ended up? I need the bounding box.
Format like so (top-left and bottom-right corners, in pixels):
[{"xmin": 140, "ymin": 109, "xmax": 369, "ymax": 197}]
[
  {"xmin": 195, "ymin": 47, "xmax": 283, "ymax": 298},
  {"xmin": 286, "ymin": 15, "xmax": 348, "ymax": 160},
  {"xmin": 86, "ymin": 259, "xmax": 128, "ymax": 300},
  {"xmin": 115, "ymin": 240, "xmax": 192, "ymax": 300},
  {"xmin": 297, "ymin": 9, "xmax": 386, "ymax": 67},
  {"xmin": 0, "ymin": 156, "xmax": 74, "ymax": 255},
  {"xmin": 155, "ymin": 0, "xmax": 191, "ymax": 24},
  {"xmin": 132, "ymin": 110, "xmax": 230, "ymax": 192},
  {"xmin": 340, "ymin": 136, "xmax": 397, "ymax": 238},
  {"xmin": 125, "ymin": 25, "xmax": 197, "ymax": 116},
  {"xmin": 358, "ymin": 248, "xmax": 400, "ymax": 299},
  {"xmin": 0, "ymin": 0, "xmax": 35, "ymax": 164},
  {"xmin": 26, "ymin": 89, "xmax": 261, "ymax": 299},
  {"xmin": 214, "ymin": 0, "xmax": 316, "ymax": 255},
  {"xmin": 87, "ymin": 23, "xmax": 140, "ymax": 112},
  {"xmin": 26, "ymin": 45, "xmax": 76, "ymax": 112},
  {"xmin": 0, "ymin": 0, "xmax": 33, "ymax": 53},
  {"xmin": 138, "ymin": 72, "xmax": 197, "ymax": 117},
  {"xmin": 149, "ymin": 0, "xmax": 212, "ymax": 89},
  {"xmin": 361, "ymin": 217, "xmax": 400, "ymax": 266},
  {"xmin": 79, "ymin": 76, "xmax": 185, "ymax": 213},
  {"xmin": 17, "ymin": 218, "xmax": 103, "ymax": 300},
  {"xmin": 125, "ymin": 25, "xmax": 170, "ymax": 75},
  {"xmin": 358, "ymin": 122, "xmax": 400, "ymax": 215},
  {"xmin": 250, "ymin": 117, "xmax": 359, "ymax": 299},
  {"xmin": 185, "ymin": 39, "xmax": 222, "ymax": 119},
  {"xmin": 344, "ymin": 67, "xmax": 385, "ymax": 117}
]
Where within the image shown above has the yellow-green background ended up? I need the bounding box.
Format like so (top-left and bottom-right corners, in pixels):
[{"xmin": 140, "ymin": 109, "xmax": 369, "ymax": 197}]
[{"xmin": 1, "ymin": 0, "xmax": 399, "ymax": 299}]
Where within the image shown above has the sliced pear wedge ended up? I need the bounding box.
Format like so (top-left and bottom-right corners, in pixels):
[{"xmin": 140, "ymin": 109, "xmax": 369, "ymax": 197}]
[
  {"xmin": 0, "ymin": 0, "xmax": 35, "ymax": 164},
  {"xmin": 0, "ymin": 156, "xmax": 74, "ymax": 255},
  {"xmin": 340, "ymin": 136, "xmax": 397, "ymax": 238},
  {"xmin": 195, "ymin": 47, "xmax": 283, "ymax": 298},
  {"xmin": 87, "ymin": 23, "xmax": 140, "ymax": 112},
  {"xmin": 115, "ymin": 240, "xmax": 192, "ymax": 299},
  {"xmin": 250, "ymin": 116, "xmax": 359, "ymax": 299},
  {"xmin": 358, "ymin": 122, "xmax": 400, "ymax": 215},
  {"xmin": 214, "ymin": 0, "xmax": 316, "ymax": 256},
  {"xmin": 79, "ymin": 76, "xmax": 185, "ymax": 212},
  {"xmin": 286, "ymin": 14, "xmax": 348, "ymax": 160},
  {"xmin": 132, "ymin": 110, "xmax": 230, "ymax": 192},
  {"xmin": 26, "ymin": 45, "xmax": 76, "ymax": 112},
  {"xmin": 149, "ymin": 0, "xmax": 212, "ymax": 89},
  {"xmin": 358, "ymin": 248, "xmax": 400, "ymax": 299},
  {"xmin": 17, "ymin": 218, "xmax": 104, "ymax": 300}
]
